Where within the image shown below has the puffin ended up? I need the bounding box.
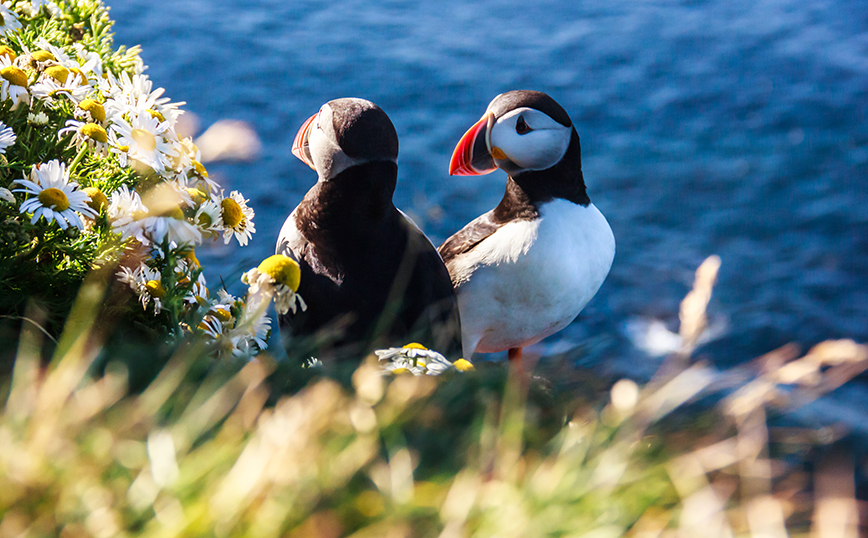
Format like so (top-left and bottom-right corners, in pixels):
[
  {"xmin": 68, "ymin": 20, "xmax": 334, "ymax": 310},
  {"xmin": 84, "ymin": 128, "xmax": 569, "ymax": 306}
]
[
  {"xmin": 438, "ymin": 90, "xmax": 615, "ymax": 369},
  {"xmin": 276, "ymin": 98, "xmax": 462, "ymax": 361}
]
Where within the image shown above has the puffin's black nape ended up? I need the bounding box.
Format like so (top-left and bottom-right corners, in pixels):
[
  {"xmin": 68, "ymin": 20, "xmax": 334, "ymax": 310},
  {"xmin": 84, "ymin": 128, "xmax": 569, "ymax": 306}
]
[
  {"xmin": 488, "ymin": 90, "xmax": 572, "ymax": 127},
  {"xmin": 328, "ymin": 98, "xmax": 399, "ymax": 162}
]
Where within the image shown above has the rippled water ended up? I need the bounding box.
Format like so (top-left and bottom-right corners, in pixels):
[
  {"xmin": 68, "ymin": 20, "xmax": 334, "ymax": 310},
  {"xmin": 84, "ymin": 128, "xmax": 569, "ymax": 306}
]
[{"xmin": 109, "ymin": 0, "xmax": 868, "ymax": 382}]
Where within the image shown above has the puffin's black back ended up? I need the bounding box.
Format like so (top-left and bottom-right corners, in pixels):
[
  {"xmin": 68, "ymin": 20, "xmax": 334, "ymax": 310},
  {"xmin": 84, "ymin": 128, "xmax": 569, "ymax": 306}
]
[{"xmin": 278, "ymin": 160, "xmax": 462, "ymax": 361}]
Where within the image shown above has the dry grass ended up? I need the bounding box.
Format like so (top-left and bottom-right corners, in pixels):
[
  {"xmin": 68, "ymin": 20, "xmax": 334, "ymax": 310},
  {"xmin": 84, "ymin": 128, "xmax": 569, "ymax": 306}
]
[{"xmin": 0, "ymin": 257, "xmax": 865, "ymax": 537}]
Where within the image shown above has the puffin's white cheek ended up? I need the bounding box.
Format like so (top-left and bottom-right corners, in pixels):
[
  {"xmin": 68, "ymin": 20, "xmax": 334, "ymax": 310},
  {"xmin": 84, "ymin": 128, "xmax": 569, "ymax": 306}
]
[
  {"xmin": 308, "ymin": 127, "xmax": 340, "ymax": 176},
  {"xmin": 490, "ymin": 129, "xmax": 569, "ymax": 171}
]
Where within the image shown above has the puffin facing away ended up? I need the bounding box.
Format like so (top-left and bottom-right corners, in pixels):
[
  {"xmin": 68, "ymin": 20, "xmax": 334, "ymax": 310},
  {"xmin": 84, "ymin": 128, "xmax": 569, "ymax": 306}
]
[
  {"xmin": 277, "ymin": 98, "xmax": 462, "ymax": 360},
  {"xmin": 439, "ymin": 90, "xmax": 615, "ymax": 369}
]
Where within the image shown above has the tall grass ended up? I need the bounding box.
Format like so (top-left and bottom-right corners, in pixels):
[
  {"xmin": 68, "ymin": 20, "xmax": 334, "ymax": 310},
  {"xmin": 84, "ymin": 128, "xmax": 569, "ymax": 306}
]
[{"xmin": 0, "ymin": 257, "xmax": 865, "ymax": 537}]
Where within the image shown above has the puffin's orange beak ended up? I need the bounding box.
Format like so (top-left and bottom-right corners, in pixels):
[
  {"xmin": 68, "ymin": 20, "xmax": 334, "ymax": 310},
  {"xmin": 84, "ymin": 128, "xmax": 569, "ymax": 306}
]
[
  {"xmin": 291, "ymin": 112, "xmax": 318, "ymax": 170},
  {"xmin": 449, "ymin": 113, "xmax": 497, "ymax": 176}
]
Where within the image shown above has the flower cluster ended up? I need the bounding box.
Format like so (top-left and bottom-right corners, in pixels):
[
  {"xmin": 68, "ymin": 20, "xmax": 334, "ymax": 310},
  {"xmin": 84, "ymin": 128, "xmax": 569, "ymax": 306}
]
[
  {"xmin": 0, "ymin": 0, "xmax": 278, "ymax": 358},
  {"xmin": 375, "ymin": 343, "xmax": 475, "ymax": 376}
]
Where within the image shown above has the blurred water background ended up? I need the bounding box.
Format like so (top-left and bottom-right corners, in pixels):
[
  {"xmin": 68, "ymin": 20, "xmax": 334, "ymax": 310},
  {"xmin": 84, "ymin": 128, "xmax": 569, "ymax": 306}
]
[{"xmin": 108, "ymin": 1, "xmax": 867, "ymax": 391}]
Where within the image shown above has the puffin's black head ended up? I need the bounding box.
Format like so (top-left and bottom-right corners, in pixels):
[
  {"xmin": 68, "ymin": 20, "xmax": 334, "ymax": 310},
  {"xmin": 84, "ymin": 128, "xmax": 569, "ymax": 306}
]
[
  {"xmin": 449, "ymin": 90, "xmax": 576, "ymax": 177},
  {"xmin": 292, "ymin": 98, "xmax": 398, "ymax": 181}
]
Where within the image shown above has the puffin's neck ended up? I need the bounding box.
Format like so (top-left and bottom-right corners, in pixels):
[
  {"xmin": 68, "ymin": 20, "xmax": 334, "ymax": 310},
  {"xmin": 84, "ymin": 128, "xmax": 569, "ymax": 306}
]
[
  {"xmin": 301, "ymin": 160, "xmax": 399, "ymax": 233},
  {"xmin": 504, "ymin": 128, "xmax": 590, "ymax": 213}
]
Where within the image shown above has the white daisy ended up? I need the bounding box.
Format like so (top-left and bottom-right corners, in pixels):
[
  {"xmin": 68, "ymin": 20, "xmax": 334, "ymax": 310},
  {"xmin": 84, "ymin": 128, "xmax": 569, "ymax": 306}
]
[
  {"xmin": 108, "ymin": 187, "xmax": 199, "ymax": 247},
  {"xmin": 229, "ymin": 308, "xmax": 271, "ymax": 356},
  {"xmin": 374, "ymin": 343, "xmax": 474, "ymax": 376},
  {"xmin": 72, "ymin": 45, "xmax": 104, "ymax": 80},
  {"xmin": 0, "ymin": 120, "xmax": 15, "ymax": 153},
  {"xmin": 219, "ymin": 190, "xmax": 255, "ymax": 246},
  {"xmin": 115, "ymin": 207, "xmax": 201, "ymax": 248},
  {"xmin": 27, "ymin": 111, "xmax": 48, "ymax": 125},
  {"xmin": 110, "ymin": 111, "xmax": 179, "ymax": 172},
  {"xmin": 73, "ymin": 98, "xmax": 107, "ymax": 124},
  {"xmin": 22, "ymin": 0, "xmax": 61, "ymax": 17},
  {"xmin": 13, "ymin": 160, "xmax": 96, "ymax": 230},
  {"xmin": 0, "ymin": 2, "xmax": 22, "ymax": 37},
  {"xmin": 242, "ymin": 255, "xmax": 307, "ymax": 316},
  {"xmin": 29, "ymin": 68, "xmax": 91, "ymax": 107},
  {"xmin": 133, "ymin": 183, "xmax": 200, "ymax": 246},
  {"xmin": 117, "ymin": 263, "xmax": 164, "ymax": 314},
  {"xmin": 33, "ymin": 38, "xmax": 98, "ymax": 86},
  {"xmin": 198, "ymin": 314, "xmax": 224, "ymax": 340},
  {"xmin": 194, "ymin": 198, "xmax": 223, "ymax": 236},
  {"xmin": 379, "ymin": 356, "xmax": 426, "ymax": 377},
  {"xmin": 0, "ymin": 56, "xmax": 30, "ymax": 109},
  {"xmin": 107, "ymin": 184, "xmax": 147, "ymax": 238},
  {"xmin": 106, "ymin": 71, "xmax": 185, "ymax": 128},
  {"xmin": 204, "ymin": 296, "xmax": 270, "ymax": 359},
  {"xmin": 58, "ymin": 119, "xmax": 109, "ymax": 155},
  {"xmin": 173, "ymin": 255, "xmax": 208, "ymax": 306},
  {"xmin": 304, "ymin": 357, "xmax": 323, "ymax": 369}
]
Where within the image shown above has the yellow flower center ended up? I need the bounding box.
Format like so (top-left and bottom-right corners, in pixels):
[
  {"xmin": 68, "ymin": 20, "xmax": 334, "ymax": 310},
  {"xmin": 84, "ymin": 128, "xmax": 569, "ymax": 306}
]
[
  {"xmin": 160, "ymin": 205, "xmax": 185, "ymax": 220},
  {"xmin": 38, "ymin": 188, "xmax": 70, "ymax": 212},
  {"xmin": 131, "ymin": 128, "xmax": 157, "ymax": 152},
  {"xmin": 214, "ymin": 308, "xmax": 232, "ymax": 323},
  {"xmin": 81, "ymin": 123, "xmax": 108, "ymax": 143},
  {"xmin": 32, "ymin": 50, "xmax": 55, "ymax": 62},
  {"xmin": 69, "ymin": 68, "xmax": 85, "ymax": 82},
  {"xmin": 453, "ymin": 359, "xmax": 475, "ymax": 372},
  {"xmin": 132, "ymin": 210, "xmax": 149, "ymax": 221},
  {"xmin": 0, "ymin": 45, "xmax": 16, "ymax": 62},
  {"xmin": 78, "ymin": 99, "xmax": 106, "ymax": 123},
  {"xmin": 147, "ymin": 109, "xmax": 166, "ymax": 123},
  {"xmin": 193, "ymin": 160, "xmax": 208, "ymax": 177},
  {"xmin": 1, "ymin": 66, "xmax": 28, "ymax": 88},
  {"xmin": 82, "ymin": 186, "xmax": 108, "ymax": 212},
  {"xmin": 185, "ymin": 249, "xmax": 201, "ymax": 268},
  {"xmin": 220, "ymin": 197, "xmax": 243, "ymax": 228},
  {"xmin": 402, "ymin": 343, "xmax": 428, "ymax": 350},
  {"xmin": 257, "ymin": 254, "xmax": 301, "ymax": 292},
  {"xmin": 391, "ymin": 367, "xmax": 410, "ymax": 375},
  {"xmin": 117, "ymin": 145, "xmax": 130, "ymax": 153},
  {"xmin": 44, "ymin": 65, "xmax": 69, "ymax": 84},
  {"xmin": 197, "ymin": 212, "xmax": 213, "ymax": 228},
  {"xmin": 145, "ymin": 279, "xmax": 166, "ymax": 299}
]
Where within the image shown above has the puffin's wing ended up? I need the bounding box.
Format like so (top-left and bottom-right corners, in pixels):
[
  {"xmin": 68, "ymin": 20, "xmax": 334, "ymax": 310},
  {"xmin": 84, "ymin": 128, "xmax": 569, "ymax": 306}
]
[
  {"xmin": 437, "ymin": 210, "xmax": 501, "ymax": 266},
  {"xmin": 398, "ymin": 209, "xmax": 438, "ymax": 252},
  {"xmin": 397, "ymin": 210, "xmax": 464, "ymax": 358},
  {"xmin": 276, "ymin": 209, "xmax": 306, "ymax": 260}
]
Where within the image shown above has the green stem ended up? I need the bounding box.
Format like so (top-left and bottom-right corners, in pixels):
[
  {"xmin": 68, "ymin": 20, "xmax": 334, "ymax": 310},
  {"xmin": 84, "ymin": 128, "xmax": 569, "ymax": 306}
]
[{"xmin": 68, "ymin": 145, "xmax": 89, "ymax": 176}]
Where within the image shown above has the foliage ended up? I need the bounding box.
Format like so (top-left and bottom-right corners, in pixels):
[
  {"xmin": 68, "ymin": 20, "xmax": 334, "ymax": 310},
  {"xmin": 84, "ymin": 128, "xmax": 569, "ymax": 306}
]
[{"xmin": 0, "ymin": 0, "xmax": 272, "ymax": 359}]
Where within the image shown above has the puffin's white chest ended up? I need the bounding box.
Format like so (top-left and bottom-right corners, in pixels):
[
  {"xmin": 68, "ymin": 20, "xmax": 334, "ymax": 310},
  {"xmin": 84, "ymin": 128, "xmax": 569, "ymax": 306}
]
[{"xmin": 456, "ymin": 200, "xmax": 615, "ymax": 354}]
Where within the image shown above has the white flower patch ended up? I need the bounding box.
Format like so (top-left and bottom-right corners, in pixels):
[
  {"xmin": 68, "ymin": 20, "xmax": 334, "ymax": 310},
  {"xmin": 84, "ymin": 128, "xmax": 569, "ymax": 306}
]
[
  {"xmin": 110, "ymin": 111, "xmax": 179, "ymax": 172},
  {"xmin": 0, "ymin": 2, "xmax": 22, "ymax": 37},
  {"xmin": 242, "ymin": 265, "xmax": 307, "ymax": 316},
  {"xmin": 0, "ymin": 55, "xmax": 30, "ymax": 109},
  {"xmin": 22, "ymin": 1, "xmax": 62, "ymax": 18},
  {"xmin": 58, "ymin": 119, "xmax": 110, "ymax": 155},
  {"xmin": 29, "ymin": 70, "xmax": 90, "ymax": 107},
  {"xmin": 117, "ymin": 263, "xmax": 165, "ymax": 314},
  {"xmin": 218, "ymin": 190, "xmax": 256, "ymax": 246},
  {"xmin": 13, "ymin": 160, "xmax": 96, "ymax": 230}
]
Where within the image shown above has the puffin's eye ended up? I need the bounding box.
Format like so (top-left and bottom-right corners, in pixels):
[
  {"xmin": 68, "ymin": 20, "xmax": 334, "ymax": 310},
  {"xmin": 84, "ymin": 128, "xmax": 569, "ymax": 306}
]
[{"xmin": 515, "ymin": 115, "xmax": 530, "ymax": 135}]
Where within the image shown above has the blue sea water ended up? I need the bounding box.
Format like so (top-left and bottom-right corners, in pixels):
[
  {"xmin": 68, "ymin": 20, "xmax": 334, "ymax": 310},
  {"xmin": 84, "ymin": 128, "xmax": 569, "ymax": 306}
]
[{"xmin": 108, "ymin": 0, "xmax": 867, "ymax": 381}]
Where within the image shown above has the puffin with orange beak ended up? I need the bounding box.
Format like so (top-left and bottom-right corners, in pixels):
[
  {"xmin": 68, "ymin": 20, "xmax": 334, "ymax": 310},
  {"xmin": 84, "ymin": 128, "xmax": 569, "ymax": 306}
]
[
  {"xmin": 277, "ymin": 98, "xmax": 461, "ymax": 360},
  {"xmin": 439, "ymin": 90, "xmax": 615, "ymax": 370}
]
